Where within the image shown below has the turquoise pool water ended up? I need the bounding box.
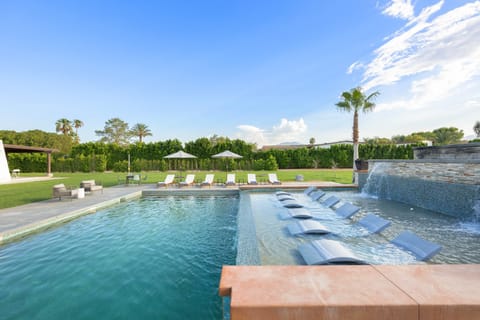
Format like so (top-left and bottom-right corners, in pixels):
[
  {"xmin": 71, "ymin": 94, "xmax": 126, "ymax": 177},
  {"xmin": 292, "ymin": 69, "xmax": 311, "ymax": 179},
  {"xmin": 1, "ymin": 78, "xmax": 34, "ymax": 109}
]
[
  {"xmin": 248, "ymin": 191, "xmax": 480, "ymax": 265},
  {"xmin": 0, "ymin": 195, "xmax": 238, "ymax": 320}
]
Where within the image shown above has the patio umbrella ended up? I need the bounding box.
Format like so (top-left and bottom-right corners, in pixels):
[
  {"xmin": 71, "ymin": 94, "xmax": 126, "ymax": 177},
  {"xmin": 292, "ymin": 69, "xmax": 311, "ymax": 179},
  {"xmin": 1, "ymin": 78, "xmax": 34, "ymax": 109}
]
[
  {"xmin": 211, "ymin": 150, "xmax": 243, "ymax": 177},
  {"xmin": 163, "ymin": 151, "xmax": 197, "ymax": 171}
]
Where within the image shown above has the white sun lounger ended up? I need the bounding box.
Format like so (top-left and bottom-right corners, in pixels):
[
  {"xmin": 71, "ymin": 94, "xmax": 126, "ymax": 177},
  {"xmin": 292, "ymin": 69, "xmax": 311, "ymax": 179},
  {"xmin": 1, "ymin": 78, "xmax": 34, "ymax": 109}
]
[
  {"xmin": 288, "ymin": 220, "xmax": 331, "ymax": 235},
  {"xmin": 391, "ymin": 231, "xmax": 442, "ymax": 261},
  {"xmin": 268, "ymin": 173, "xmax": 281, "ymax": 184},
  {"xmin": 282, "ymin": 199, "xmax": 304, "ymax": 208},
  {"xmin": 357, "ymin": 214, "xmax": 391, "ymax": 233},
  {"xmin": 335, "ymin": 203, "xmax": 361, "ymax": 219},
  {"xmin": 303, "ymin": 186, "xmax": 317, "ymax": 195},
  {"xmin": 247, "ymin": 174, "xmax": 257, "ymax": 185},
  {"xmin": 309, "ymin": 190, "xmax": 326, "ymax": 201},
  {"xmin": 276, "ymin": 191, "xmax": 291, "ymax": 196},
  {"xmin": 287, "ymin": 208, "xmax": 312, "ymax": 218},
  {"xmin": 298, "ymin": 239, "xmax": 365, "ymax": 265},
  {"xmin": 201, "ymin": 174, "xmax": 214, "ymax": 187},
  {"xmin": 179, "ymin": 174, "xmax": 195, "ymax": 187},
  {"xmin": 277, "ymin": 195, "xmax": 295, "ymax": 201},
  {"xmin": 157, "ymin": 174, "xmax": 175, "ymax": 188},
  {"xmin": 321, "ymin": 195, "xmax": 340, "ymax": 208},
  {"xmin": 225, "ymin": 173, "xmax": 236, "ymax": 186}
]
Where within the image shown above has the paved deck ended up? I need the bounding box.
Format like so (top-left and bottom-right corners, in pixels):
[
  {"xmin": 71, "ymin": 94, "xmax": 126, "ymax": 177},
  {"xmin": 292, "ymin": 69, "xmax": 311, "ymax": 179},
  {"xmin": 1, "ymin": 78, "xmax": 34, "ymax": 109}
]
[
  {"xmin": 0, "ymin": 184, "xmax": 149, "ymax": 243},
  {"xmin": 220, "ymin": 265, "xmax": 480, "ymax": 320}
]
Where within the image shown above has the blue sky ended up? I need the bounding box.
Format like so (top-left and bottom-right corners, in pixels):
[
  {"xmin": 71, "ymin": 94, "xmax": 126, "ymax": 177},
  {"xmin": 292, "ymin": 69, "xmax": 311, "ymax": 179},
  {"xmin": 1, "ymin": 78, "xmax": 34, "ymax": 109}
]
[{"xmin": 1, "ymin": 0, "xmax": 479, "ymax": 146}]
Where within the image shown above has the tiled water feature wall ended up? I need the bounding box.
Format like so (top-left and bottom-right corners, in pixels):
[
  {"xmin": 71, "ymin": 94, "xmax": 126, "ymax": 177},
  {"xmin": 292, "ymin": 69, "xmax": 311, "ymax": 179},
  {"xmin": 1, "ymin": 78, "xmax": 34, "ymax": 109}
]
[{"xmin": 359, "ymin": 143, "xmax": 480, "ymax": 218}]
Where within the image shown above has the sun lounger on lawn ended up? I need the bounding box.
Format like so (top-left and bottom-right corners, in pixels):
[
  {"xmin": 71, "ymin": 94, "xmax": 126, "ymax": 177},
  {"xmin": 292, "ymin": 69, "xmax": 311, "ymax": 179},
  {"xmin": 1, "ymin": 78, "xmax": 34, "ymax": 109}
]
[
  {"xmin": 201, "ymin": 174, "xmax": 214, "ymax": 187},
  {"xmin": 157, "ymin": 174, "xmax": 175, "ymax": 188},
  {"xmin": 268, "ymin": 173, "xmax": 281, "ymax": 184},
  {"xmin": 225, "ymin": 174, "xmax": 236, "ymax": 186},
  {"xmin": 52, "ymin": 184, "xmax": 79, "ymax": 200},
  {"xmin": 335, "ymin": 203, "xmax": 361, "ymax": 219},
  {"xmin": 357, "ymin": 214, "xmax": 391, "ymax": 233},
  {"xmin": 391, "ymin": 231, "xmax": 442, "ymax": 261},
  {"xmin": 179, "ymin": 174, "xmax": 195, "ymax": 187},
  {"xmin": 288, "ymin": 220, "xmax": 331, "ymax": 235},
  {"xmin": 321, "ymin": 195, "xmax": 340, "ymax": 208},
  {"xmin": 298, "ymin": 239, "xmax": 365, "ymax": 265},
  {"xmin": 247, "ymin": 174, "xmax": 257, "ymax": 185},
  {"xmin": 80, "ymin": 180, "xmax": 103, "ymax": 193}
]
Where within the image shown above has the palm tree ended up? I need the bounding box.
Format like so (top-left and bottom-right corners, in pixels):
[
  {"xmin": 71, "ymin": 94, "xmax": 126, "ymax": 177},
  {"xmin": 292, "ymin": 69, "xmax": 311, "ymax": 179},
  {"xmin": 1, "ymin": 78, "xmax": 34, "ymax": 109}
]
[
  {"xmin": 55, "ymin": 118, "xmax": 72, "ymax": 136},
  {"xmin": 335, "ymin": 87, "xmax": 380, "ymax": 181},
  {"xmin": 72, "ymin": 119, "xmax": 84, "ymax": 143},
  {"xmin": 130, "ymin": 123, "xmax": 152, "ymax": 143}
]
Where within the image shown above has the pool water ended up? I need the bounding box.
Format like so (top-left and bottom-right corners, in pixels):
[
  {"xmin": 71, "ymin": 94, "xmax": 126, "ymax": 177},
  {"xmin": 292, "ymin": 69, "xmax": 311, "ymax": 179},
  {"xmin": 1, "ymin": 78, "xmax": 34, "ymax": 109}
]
[
  {"xmin": 249, "ymin": 191, "xmax": 480, "ymax": 265},
  {"xmin": 0, "ymin": 195, "xmax": 238, "ymax": 320}
]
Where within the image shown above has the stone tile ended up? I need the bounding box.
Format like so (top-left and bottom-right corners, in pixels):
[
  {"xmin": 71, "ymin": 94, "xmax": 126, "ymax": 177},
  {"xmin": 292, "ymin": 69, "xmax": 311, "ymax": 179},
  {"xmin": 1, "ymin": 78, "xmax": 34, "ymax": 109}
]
[
  {"xmin": 220, "ymin": 265, "xmax": 418, "ymax": 320},
  {"xmin": 375, "ymin": 264, "xmax": 480, "ymax": 320}
]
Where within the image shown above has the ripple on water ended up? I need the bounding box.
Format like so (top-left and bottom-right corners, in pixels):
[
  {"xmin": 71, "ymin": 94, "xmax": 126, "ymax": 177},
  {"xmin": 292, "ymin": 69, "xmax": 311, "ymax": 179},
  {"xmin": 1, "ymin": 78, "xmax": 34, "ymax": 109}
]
[{"xmin": 0, "ymin": 195, "xmax": 238, "ymax": 320}]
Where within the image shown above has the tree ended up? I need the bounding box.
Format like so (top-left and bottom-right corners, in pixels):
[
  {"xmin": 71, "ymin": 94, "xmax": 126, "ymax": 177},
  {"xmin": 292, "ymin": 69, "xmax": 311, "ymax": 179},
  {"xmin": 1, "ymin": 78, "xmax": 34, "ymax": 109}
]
[
  {"xmin": 55, "ymin": 118, "xmax": 72, "ymax": 136},
  {"xmin": 474, "ymin": 121, "xmax": 480, "ymax": 138},
  {"xmin": 432, "ymin": 127, "xmax": 464, "ymax": 145},
  {"xmin": 95, "ymin": 118, "xmax": 131, "ymax": 146},
  {"xmin": 130, "ymin": 123, "xmax": 152, "ymax": 143},
  {"xmin": 335, "ymin": 87, "xmax": 380, "ymax": 181},
  {"xmin": 72, "ymin": 119, "xmax": 84, "ymax": 143},
  {"xmin": 309, "ymin": 137, "xmax": 316, "ymax": 145}
]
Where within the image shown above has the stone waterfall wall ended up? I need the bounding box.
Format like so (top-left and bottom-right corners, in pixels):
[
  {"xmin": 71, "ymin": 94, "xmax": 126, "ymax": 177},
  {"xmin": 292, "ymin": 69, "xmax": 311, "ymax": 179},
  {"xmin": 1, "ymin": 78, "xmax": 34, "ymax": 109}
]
[{"xmin": 359, "ymin": 144, "xmax": 480, "ymax": 218}]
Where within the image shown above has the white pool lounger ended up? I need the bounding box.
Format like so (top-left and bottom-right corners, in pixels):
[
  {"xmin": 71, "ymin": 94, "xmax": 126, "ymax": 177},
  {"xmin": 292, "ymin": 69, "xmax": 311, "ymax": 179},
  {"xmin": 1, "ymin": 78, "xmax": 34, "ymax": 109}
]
[
  {"xmin": 335, "ymin": 203, "xmax": 361, "ymax": 219},
  {"xmin": 287, "ymin": 208, "xmax": 312, "ymax": 218},
  {"xmin": 321, "ymin": 196, "xmax": 341, "ymax": 208},
  {"xmin": 391, "ymin": 231, "xmax": 442, "ymax": 261},
  {"xmin": 275, "ymin": 191, "xmax": 291, "ymax": 196},
  {"xmin": 309, "ymin": 190, "xmax": 326, "ymax": 201},
  {"xmin": 298, "ymin": 239, "xmax": 365, "ymax": 265},
  {"xmin": 357, "ymin": 214, "xmax": 391, "ymax": 233},
  {"xmin": 282, "ymin": 199, "xmax": 304, "ymax": 208},
  {"xmin": 287, "ymin": 220, "xmax": 331, "ymax": 235},
  {"xmin": 303, "ymin": 186, "xmax": 317, "ymax": 195},
  {"xmin": 277, "ymin": 195, "xmax": 295, "ymax": 201}
]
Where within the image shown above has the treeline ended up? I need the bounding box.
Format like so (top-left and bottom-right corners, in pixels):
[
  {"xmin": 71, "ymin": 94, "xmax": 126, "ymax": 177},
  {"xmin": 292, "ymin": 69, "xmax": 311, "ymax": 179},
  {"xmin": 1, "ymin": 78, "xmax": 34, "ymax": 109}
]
[{"xmin": 4, "ymin": 137, "xmax": 416, "ymax": 173}]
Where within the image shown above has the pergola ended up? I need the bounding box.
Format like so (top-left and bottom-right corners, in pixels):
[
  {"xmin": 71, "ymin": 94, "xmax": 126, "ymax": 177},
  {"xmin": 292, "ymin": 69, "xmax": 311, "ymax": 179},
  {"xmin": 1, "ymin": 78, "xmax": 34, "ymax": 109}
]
[{"xmin": 3, "ymin": 144, "xmax": 58, "ymax": 176}]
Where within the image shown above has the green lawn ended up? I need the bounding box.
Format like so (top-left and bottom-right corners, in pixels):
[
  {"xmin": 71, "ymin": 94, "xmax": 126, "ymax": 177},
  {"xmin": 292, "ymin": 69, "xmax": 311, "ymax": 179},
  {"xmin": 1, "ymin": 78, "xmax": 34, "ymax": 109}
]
[{"xmin": 0, "ymin": 169, "xmax": 352, "ymax": 209}]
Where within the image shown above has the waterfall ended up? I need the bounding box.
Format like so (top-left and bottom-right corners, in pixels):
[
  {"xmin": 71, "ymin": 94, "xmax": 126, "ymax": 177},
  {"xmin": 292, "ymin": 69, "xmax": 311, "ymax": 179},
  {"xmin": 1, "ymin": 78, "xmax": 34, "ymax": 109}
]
[{"xmin": 361, "ymin": 162, "xmax": 392, "ymax": 199}]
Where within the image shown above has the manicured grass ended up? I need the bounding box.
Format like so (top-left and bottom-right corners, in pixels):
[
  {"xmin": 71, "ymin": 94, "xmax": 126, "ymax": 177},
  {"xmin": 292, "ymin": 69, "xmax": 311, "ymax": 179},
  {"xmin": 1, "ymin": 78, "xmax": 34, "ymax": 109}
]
[{"xmin": 0, "ymin": 169, "xmax": 352, "ymax": 209}]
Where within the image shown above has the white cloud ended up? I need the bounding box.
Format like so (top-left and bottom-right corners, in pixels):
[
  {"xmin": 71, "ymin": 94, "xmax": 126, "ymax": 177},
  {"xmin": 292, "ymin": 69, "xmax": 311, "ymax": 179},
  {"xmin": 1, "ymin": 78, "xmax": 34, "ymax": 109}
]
[
  {"xmin": 347, "ymin": 61, "xmax": 364, "ymax": 74},
  {"xmin": 382, "ymin": 0, "xmax": 415, "ymax": 20},
  {"xmin": 236, "ymin": 118, "xmax": 307, "ymax": 147},
  {"xmin": 361, "ymin": 1, "xmax": 480, "ymax": 113}
]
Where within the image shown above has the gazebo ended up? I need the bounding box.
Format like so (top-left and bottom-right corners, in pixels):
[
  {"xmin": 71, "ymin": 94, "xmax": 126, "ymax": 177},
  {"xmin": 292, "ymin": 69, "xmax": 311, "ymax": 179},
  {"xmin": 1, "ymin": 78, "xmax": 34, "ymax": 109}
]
[{"xmin": 2, "ymin": 142, "xmax": 58, "ymax": 177}]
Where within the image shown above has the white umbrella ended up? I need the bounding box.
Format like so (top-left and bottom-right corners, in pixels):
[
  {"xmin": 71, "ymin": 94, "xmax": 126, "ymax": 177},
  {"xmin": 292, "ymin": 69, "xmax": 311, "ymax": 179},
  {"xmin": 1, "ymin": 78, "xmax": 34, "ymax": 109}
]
[
  {"xmin": 212, "ymin": 150, "xmax": 243, "ymax": 176},
  {"xmin": 163, "ymin": 151, "xmax": 197, "ymax": 159},
  {"xmin": 164, "ymin": 151, "xmax": 197, "ymax": 171}
]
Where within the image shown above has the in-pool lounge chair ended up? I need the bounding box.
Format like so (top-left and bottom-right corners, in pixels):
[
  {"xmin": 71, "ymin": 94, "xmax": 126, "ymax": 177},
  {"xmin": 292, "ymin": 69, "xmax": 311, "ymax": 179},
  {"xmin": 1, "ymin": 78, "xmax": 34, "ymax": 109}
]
[
  {"xmin": 179, "ymin": 174, "xmax": 195, "ymax": 187},
  {"xmin": 288, "ymin": 220, "xmax": 331, "ymax": 235},
  {"xmin": 157, "ymin": 174, "xmax": 175, "ymax": 188},
  {"xmin": 309, "ymin": 190, "xmax": 326, "ymax": 201},
  {"xmin": 298, "ymin": 230, "xmax": 441, "ymax": 265},
  {"xmin": 268, "ymin": 173, "xmax": 281, "ymax": 185},
  {"xmin": 335, "ymin": 202, "xmax": 361, "ymax": 219},
  {"xmin": 247, "ymin": 174, "xmax": 257, "ymax": 185},
  {"xmin": 303, "ymin": 186, "xmax": 317, "ymax": 195},
  {"xmin": 298, "ymin": 239, "xmax": 365, "ymax": 265},
  {"xmin": 279, "ymin": 207, "xmax": 313, "ymax": 220},
  {"xmin": 321, "ymin": 195, "xmax": 341, "ymax": 208},
  {"xmin": 225, "ymin": 174, "xmax": 236, "ymax": 186},
  {"xmin": 201, "ymin": 174, "xmax": 214, "ymax": 187}
]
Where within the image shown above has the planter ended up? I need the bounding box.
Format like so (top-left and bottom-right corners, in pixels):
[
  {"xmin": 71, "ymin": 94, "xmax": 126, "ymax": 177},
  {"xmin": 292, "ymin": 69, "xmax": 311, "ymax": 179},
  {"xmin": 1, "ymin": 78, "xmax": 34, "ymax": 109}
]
[{"xmin": 355, "ymin": 159, "xmax": 369, "ymax": 171}]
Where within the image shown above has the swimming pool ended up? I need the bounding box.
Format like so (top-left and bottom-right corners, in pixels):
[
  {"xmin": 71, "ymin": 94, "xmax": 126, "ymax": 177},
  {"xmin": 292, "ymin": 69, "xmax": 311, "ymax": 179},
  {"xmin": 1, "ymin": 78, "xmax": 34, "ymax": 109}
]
[
  {"xmin": 0, "ymin": 195, "xmax": 238, "ymax": 320},
  {"xmin": 246, "ymin": 190, "xmax": 480, "ymax": 265}
]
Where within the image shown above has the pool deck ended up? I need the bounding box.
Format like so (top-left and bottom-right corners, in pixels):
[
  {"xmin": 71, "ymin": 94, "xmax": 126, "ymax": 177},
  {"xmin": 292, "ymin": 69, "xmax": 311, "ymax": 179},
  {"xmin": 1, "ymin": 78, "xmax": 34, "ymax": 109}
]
[{"xmin": 2, "ymin": 181, "xmax": 479, "ymax": 319}]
